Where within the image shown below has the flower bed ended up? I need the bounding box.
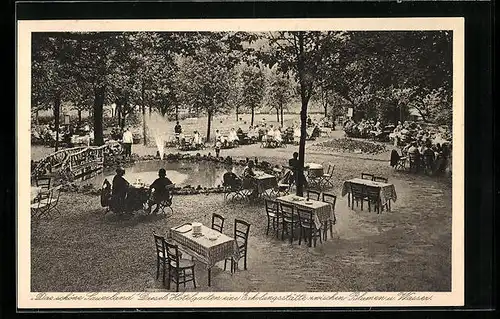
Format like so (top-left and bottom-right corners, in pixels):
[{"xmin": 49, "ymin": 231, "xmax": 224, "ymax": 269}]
[{"xmin": 315, "ymin": 138, "xmax": 387, "ymax": 154}]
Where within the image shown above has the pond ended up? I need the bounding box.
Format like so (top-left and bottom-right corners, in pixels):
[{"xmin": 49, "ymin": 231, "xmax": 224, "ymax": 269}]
[{"xmin": 91, "ymin": 160, "xmax": 244, "ymax": 188}]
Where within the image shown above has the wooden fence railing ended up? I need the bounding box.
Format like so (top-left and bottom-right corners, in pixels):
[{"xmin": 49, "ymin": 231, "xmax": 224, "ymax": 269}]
[{"xmin": 32, "ymin": 145, "xmax": 107, "ymax": 182}]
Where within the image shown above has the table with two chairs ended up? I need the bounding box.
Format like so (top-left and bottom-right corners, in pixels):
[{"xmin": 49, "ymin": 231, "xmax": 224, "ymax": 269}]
[
  {"xmin": 265, "ymin": 191, "xmax": 337, "ymax": 247},
  {"xmin": 305, "ymin": 163, "xmax": 335, "ymax": 190},
  {"xmin": 341, "ymin": 173, "xmax": 397, "ymax": 214},
  {"xmin": 154, "ymin": 215, "xmax": 251, "ymax": 291}
]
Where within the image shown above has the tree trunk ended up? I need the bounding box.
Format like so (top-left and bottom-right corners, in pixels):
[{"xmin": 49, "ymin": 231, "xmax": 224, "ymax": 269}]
[
  {"xmin": 236, "ymin": 106, "xmax": 239, "ymax": 122},
  {"xmin": 280, "ymin": 103, "xmax": 284, "ymax": 127},
  {"xmin": 53, "ymin": 94, "xmax": 61, "ymax": 152},
  {"xmin": 206, "ymin": 111, "xmax": 212, "ymax": 142},
  {"xmin": 77, "ymin": 109, "xmax": 82, "ymax": 127},
  {"xmin": 296, "ymin": 31, "xmax": 308, "ymax": 197},
  {"xmin": 93, "ymin": 85, "xmax": 105, "ymax": 146},
  {"xmin": 175, "ymin": 105, "xmax": 179, "ymax": 122},
  {"xmin": 117, "ymin": 103, "xmax": 122, "ymax": 127},
  {"xmin": 276, "ymin": 107, "xmax": 279, "ymax": 122},
  {"xmin": 35, "ymin": 110, "xmax": 39, "ymax": 125},
  {"xmin": 141, "ymin": 83, "xmax": 147, "ymax": 145},
  {"xmin": 251, "ymin": 107, "xmax": 255, "ymax": 126},
  {"xmin": 323, "ymin": 88, "xmax": 328, "ymax": 117}
]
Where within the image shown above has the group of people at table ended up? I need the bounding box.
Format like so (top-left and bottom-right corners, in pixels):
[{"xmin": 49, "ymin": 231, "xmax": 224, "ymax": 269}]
[
  {"xmin": 389, "ymin": 121, "xmax": 452, "ymax": 174},
  {"xmin": 171, "ymin": 117, "xmax": 324, "ymax": 156},
  {"xmin": 101, "ymin": 150, "xmax": 315, "ymax": 215},
  {"xmin": 343, "ymin": 118, "xmax": 387, "ymax": 139},
  {"xmin": 102, "ymin": 167, "xmax": 175, "ymax": 214}
]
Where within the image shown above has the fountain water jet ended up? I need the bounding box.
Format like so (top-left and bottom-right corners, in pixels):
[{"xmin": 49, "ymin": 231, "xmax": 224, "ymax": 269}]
[{"xmin": 145, "ymin": 111, "xmax": 172, "ymax": 160}]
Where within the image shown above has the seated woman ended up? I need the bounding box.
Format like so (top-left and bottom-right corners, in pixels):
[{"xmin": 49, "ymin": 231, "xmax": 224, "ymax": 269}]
[
  {"xmin": 266, "ymin": 125, "xmax": 276, "ymax": 140},
  {"xmin": 274, "ymin": 127, "xmax": 283, "ymax": 144},
  {"xmin": 146, "ymin": 168, "xmax": 174, "ymax": 214},
  {"xmin": 110, "ymin": 167, "xmax": 130, "ymax": 214},
  {"xmin": 228, "ymin": 128, "xmax": 239, "ymax": 145},
  {"xmin": 192, "ymin": 131, "xmax": 202, "ymax": 148},
  {"xmin": 293, "ymin": 126, "xmax": 301, "ymax": 141}
]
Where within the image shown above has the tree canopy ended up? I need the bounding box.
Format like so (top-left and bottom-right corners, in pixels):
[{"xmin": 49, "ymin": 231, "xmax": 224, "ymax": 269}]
[{"xmin": 31, "ymin": 30, "xmax": 453, "ymax": 154}]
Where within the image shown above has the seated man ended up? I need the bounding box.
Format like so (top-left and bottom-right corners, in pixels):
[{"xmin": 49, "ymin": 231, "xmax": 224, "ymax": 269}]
[
  {"xmin": 422, "ymin": 143, "xmax": 436, "ymax": 171},
  {"xmin": 147, "ymin": 168, "xmax": 174, "ymax": 214},
  {"xmin": 223, "ymin": 165, "xmax": 242, "ymax": 189},
  {"xmin": 243, "ymin": 160, "xmax": 259, "ymax": 199},
  {"xmin": 215, "ymin": 129, "xmax": 222, "ymax": 142},
  {"xmin": 111, "ymin": 167, "xmax": 130, "ymax": 213}
]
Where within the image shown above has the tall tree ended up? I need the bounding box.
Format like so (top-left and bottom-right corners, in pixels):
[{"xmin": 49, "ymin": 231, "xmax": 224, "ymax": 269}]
[
  {"xmin": 65, "ymin": 32, "xmax": 124, "ymax": 146},
  {"xmin": 240, "ymin": 65, "xmax": 265, "ymax": 126},
  {"xmin": 177, "ymin": 32, "xmax": 245, "ymax": 141},
  {"xmin": 257, "ymin": 31, "xmax": 347, "ymax": 196},
  {"xmin": 32, "ymin": 33, "xmax": 76, "ymax": 151},
  {"xmin": 266, "ymin": 69, "xmax": 293, "ymax": 127}
]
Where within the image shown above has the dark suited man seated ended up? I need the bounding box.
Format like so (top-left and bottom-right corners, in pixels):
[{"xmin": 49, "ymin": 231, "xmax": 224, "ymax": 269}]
[
  {"xmin": 146, "ymin": 168, "xmax": 174, "ymax": 214},
  {"xmin": 110, "ymin": 167, "xmax": 130, "ymax": 213}
]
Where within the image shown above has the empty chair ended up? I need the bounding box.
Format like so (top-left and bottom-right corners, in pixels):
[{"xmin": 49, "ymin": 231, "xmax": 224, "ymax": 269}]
[
  {"xmin": 153, "ymin": 232, "xmax": 168, "ymax": 285},
  {"xmin": 224, "ymin": 219, "xmax": 251, "ymax": 272},
  {"xmin": 361, "ymin": 173, "xmax": 374, "ymax": 180},
  {"xmin": 365, "ymin": 186, "xmax": 382, "ymax": 214},
  {"xmin": 264, "ymin": 199, "xmax": 280, "ymax": 237},
  {"xmin": 306, "ymin": 189, "xmax": 321, "ymax": 201},
  {"xmin": 321, "ymin": 192, "xmax": 337, "ymax": 240},
  {"xmin": 392, "ymin": 150, "xmax": 407, "ymax": 170},
  {"xmin": 31, "ymin": 189, "xmax": 52, "ymax": 222},
  {"xmin": 158, "ymin": 193, "xmax": 174, "ymax": 215},
  {"xmin": 165, "ymin": 240, "xmax": 196, "ymax": 292},
  {"xmin": 44, "ymin": 185, "xmax": 62, "ymax": 217},
  {"xmin": 373, "ymin": 176, "xmax": 388, "ymax": 183},
  {"xmin": 36, "ymin": 177, "xmax": 51, "ymax": 190},
  {"xmin": 222, "ymin": 172, "xmax": 247, "ymax": 201},
  {"xmin": 350, "ymin": 183, "xmax": 368, "ymax": 210},
  {"xmin": 211, "ymin": 213, "xmax": 225, "ymax": 233},
  {"xmin": 279, "ymin": 202, "xmax": 300, "ymax": 243},
  {"xmin": 372, "ymin": 177, "xmax": 391, "ymax": 211},
  {"xmin": 297, "ymin": 208, "xmax": 322, "ymax": 247},
  {"xmin": 319, "ymin": 164, "xmax": 335, "ymax": 189},
  {"xmin": 276, "ymin": 170, "xmax": 293, "ymax": 196}
]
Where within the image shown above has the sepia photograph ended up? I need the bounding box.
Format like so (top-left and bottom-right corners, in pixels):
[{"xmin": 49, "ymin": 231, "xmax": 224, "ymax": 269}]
[{"xmin": 17, "ymin": 18, "xmax": 464, "ymax": 308}]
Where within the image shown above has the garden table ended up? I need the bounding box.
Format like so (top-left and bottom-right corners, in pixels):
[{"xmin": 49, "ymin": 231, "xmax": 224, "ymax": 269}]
[
  {"xmin": 276, "ymin": 194, "xmax": 335, "ymax": 230},
  {"xmin": 169, "ymin": 223, "xmax": 240, "ymax": 287},
  {"xmin": 253, "ymin": 172, "xmax": 278, "ymax": 197},
  {"xmin": 341, "ymin": 178, "xmax": 397, "ymax": 208},
  {"xmin": 305, "ymin": 163, "xmax": 324, "ymax": 189},
  {"xmin": 305, "ymin": 163, "xmax": 324, "ymax": 177}
]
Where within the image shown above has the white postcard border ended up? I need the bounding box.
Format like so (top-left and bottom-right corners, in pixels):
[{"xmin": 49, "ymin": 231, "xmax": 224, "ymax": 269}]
[{"xmin": 17, "ymin": 18, "xmax": 465, "ymax": 308}]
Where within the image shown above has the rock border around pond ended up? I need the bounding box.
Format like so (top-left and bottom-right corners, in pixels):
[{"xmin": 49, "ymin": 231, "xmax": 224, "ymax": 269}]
[{"xmin": 60, "ymin": 152, "xmax": 281, "ymax": 196}]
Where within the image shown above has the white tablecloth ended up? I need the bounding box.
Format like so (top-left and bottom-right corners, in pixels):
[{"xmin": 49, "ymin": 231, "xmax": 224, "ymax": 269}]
[{"xmin": 276, "ymin": 194, "xmax": 334, "ymax": 229}]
